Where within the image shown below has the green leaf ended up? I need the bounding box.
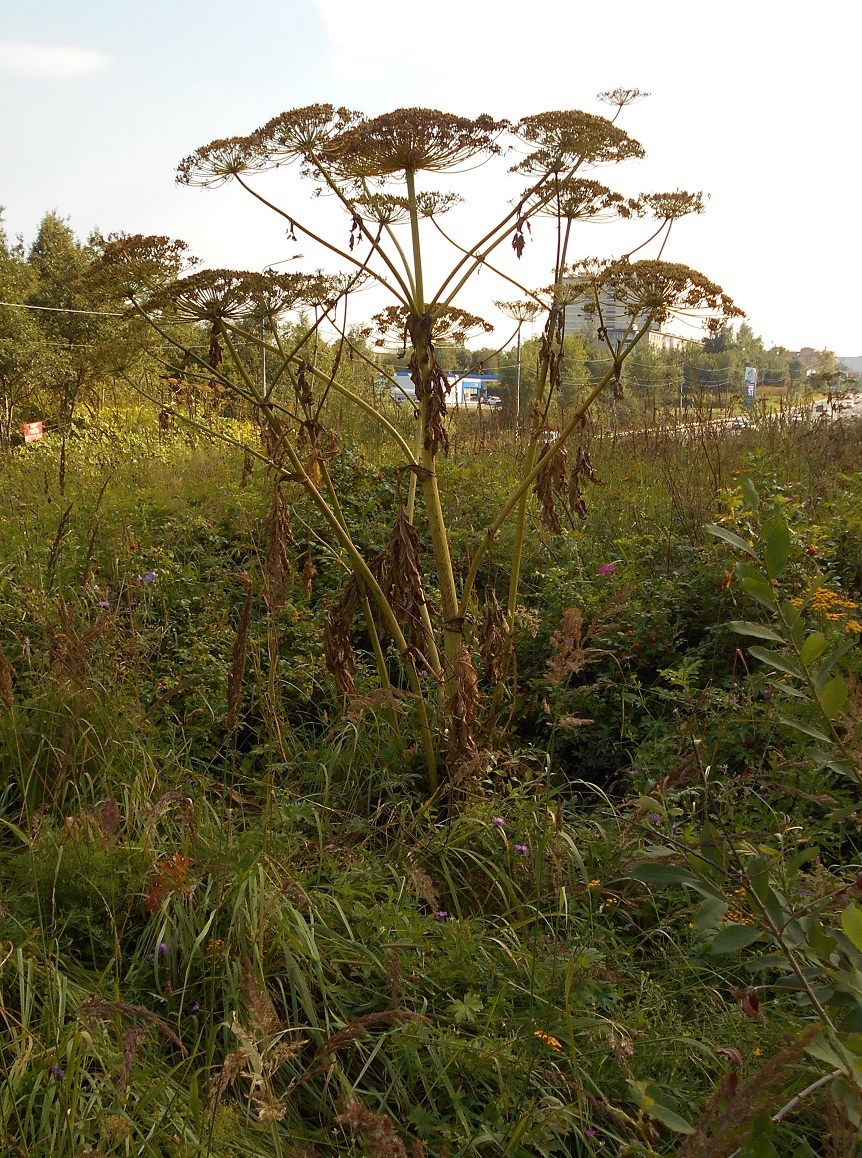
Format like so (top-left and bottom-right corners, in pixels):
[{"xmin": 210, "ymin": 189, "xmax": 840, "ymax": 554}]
[
  {"xmin": 727, "ymin": 620, "xmax": 786, "ymax": 644},
  {"xmin": 633, "ymin": 1084, "xmax": 695, "ymax": 1135},
  {"xmin": 709, "ymin": 924, "xmax": 762, "ymax": 953},
  {"xmin": 821, "ymin": 675, "xmax": 848, "ymax": 720},
  {"xmin": 804, "ymin": 1032, "xmax": 848, "ymax": 1070},
  {"xmin": 630, "ymin": 864, "xmax": 698, "ymax": 887},
  {"xmin": 745, "ymin": 953, "xmax": 790, "ymax": 971},
  {"xmin": 799, "ymin": 631, "xmax": 828, "ymax": 665},
  {"xmin": 645, "ymin": 1100, "xmax": 695, "ymax": 1135},
  {"xmin": 694, "ymin": 895, "xmax": 729, "ymax": 931},
  {"xmin": 788, "ymin": 846, "xmax": 821, "ymax": 871},
  {"xmin": 764, "ymin": 514, "xmax": 791, "ymax": 580},
  {"xmin": 777, "ymin": 716, "xmax": 831, "ymax": 743},
  {"xmin": 740, "ymin": 476, "xmax": 760, "ymax": 512},
  {"xmin": 706, "ymin": 523, "xmax": 756, "ymax": 557},
  {"xmin": 807, "ymin": 918, "xmax": 838, "ymax": 961},
  {"xmin": 793, "ymin": 1142, "xmax": 820, "ymax": 1158},
  {"xmin": 841, "ymin": 904, "xmax": 862, "ymax": 953},
  {"xmin": 816, "ymin": 638, "xmax": 854, "ymax": 681},
  {"xmin": 773, "ymin": 684, "xmax": 808, "ymax": 700},
  {"xmin": 734, "ymin": 564, "xmax": 779, "ymax": 609},
  {"xmin": 450, "ymin": 991, "xmax": 484, "ymax": 1024},
  {"xmin": 748, "ymin": 646, "xmax": 803, "ymax": 680}
]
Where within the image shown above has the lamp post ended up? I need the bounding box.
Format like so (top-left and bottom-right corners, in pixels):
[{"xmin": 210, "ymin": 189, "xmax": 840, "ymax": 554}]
[
  {"xmin": 496, "ymin": 299, "xmax": 540, "ymax": 444},
  {"xmin": 259, "ymin": 254, "xmax": 303, "ymax": 395}
]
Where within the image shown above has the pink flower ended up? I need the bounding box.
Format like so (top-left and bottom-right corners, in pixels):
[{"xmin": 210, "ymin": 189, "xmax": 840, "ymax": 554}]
[{"xmin": 596, "ymin": 563, "xmax": 618, "ymax": 576}]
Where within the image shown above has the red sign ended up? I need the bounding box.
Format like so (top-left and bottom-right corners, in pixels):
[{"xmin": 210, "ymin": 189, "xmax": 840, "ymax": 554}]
[{"xmin": 23, "ymin": 421, "xmax": 43, "ymax": 444}]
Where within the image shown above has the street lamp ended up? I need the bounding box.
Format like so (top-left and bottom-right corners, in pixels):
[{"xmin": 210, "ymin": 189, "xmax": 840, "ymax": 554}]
[
  {"xmin": 496, "ymin": 299, "xmax": 541, "ymax": 443},
  {"xmin": 259, "ymin": 254, "xmax": 303, "ymax": 394}
]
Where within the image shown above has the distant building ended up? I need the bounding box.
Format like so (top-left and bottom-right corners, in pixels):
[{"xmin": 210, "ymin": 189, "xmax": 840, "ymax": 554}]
[
  {"xmin": 792, "ymin": 347, "xmax": 818, "ymax": 370},
  {"xmin": 563, "ymin": 284, "xmax": 696, "ymax": 353}
]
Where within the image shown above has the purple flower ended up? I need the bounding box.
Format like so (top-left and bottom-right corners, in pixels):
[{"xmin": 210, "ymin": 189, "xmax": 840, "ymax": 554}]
[
  {"xmin": 98, "ymin": 600, "xmax": 110, "ymax": 609},
  {"xmin": 596, "ymin": 563, "xmax": 618, "ymax": 576},
  {"xmin": 50, "ymin": 1065, "xmax": 65, "ymax": 1080},
  {"xmin": 584, "ymin": 1128, "xmax": 598, "ymax": 1136},
  {"xmin": 491, "ymin": 816, "xmax": 505, "ymax": 827},
  {"xmin": 191, "ymin": 1001, "xmax": 201, "ymax": 1012},
  {"xmin": 649, "ymin": 813, "xmax": 662, "ymax": 824},
  {"xmin": 435, "ymin": 909, "xmax": 448, "ymax": 919},
  {"xmin": 138, "ymin": 571, "xmax": 157, "ymax": 584},
  {"xmin": 514, "ymin": 843, "xmax": 530, "ymax": 856},
  {"xmin": 622, "ymin": 653, "xmax": 633, "ymax": 661},
  {"xmin": 158, "ymin": 940, "xmax": 169, "ymax": 957},
  {"xmin": 761, "ymin": 687, "xmax": 772, "ymax": 700}
]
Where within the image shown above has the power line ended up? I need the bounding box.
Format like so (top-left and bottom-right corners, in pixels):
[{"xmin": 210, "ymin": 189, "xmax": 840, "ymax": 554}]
[{"xmin": 0, "ymin": 299, "xmax": 125, "ymax": 317}]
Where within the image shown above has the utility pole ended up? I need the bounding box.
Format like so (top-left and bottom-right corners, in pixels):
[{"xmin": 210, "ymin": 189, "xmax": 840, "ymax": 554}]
[
  {"xmin": 260, "ymin": 316, "xmax": 266, "ymax": 396},
  {"xmin": 496, "ymin": 298, "xmax": 540, "ymax": 445}
]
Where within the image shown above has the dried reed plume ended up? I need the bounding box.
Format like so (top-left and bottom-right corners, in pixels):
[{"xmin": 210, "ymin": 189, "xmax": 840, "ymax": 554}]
[
  {"xmin": 242, "ymin": 958, "xmax": 281, "ymax": 1039},
  {"xmin": 78, "ymin": 996, "xmax": 186, "ymax": 1055},
  {"xmin": 335, "ymin": 1099, "xmax": 408, "ymax": 1158},
  {"xmin": 404, "ymin": 863, "xmax": 440, "ymax": 911}
]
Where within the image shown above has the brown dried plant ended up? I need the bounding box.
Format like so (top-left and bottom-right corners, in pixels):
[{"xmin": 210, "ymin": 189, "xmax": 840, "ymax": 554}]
[
  {"xmin": 323, "ymin": 576, "xmax": 359, "ymax": 708},
  {"xmin": 404, "ymin": 863, "xmax": 440, "ymax": 912},
  {"xmin": 0, "ymin": 642, "xmax": 13, "ymax": 709},
  {"xmin": 327, "ymin": 108, "xmax": 507, "ymax": 177},
  {"xmin": 534, "ymin": 440, "xmax": 569, "ymax": 533},
  {"xmin": 314, "ymin": 1010, "xmax": 428, "ymax": 1063},
  {"xmin": 444, "ymin": 645, "xmax": 481, "ymax": 760},
  {"xmin": 335, "ymin": 1099, "xmax": 408, "ymax": 1158},
  {"xmin": 78, "ymin": 996, "xmax": 186, "ymax": 1055},
  {"xmin": 479, "ymin": 590, "xmax": 511, "ymax": 686},
  {"xmin": 385, "ymin": 513, "xmax": 430, "ymax": 652},
  {"xmin": 546, "ymin": 607, "xmax": 608, "ymax": 685},
  {"xmin": 263, "ymin": 482, "xmax": 294, "ymax": 608}
]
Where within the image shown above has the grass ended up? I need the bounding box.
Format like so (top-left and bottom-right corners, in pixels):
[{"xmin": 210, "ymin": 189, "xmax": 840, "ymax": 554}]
[{"xmin": 0, "ymin": 406, "xmax": 861, "ymax": 1154}]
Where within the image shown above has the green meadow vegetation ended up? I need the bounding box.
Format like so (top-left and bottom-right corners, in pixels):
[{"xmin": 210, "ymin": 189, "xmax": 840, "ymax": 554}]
[{"xmin": 1, "ymin": 99, "xmax": 862, "ymax": 1156}]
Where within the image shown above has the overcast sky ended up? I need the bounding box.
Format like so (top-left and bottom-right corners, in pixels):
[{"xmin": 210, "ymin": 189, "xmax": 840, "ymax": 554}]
[{"xmin": 1, "ymin": 0, "xmax": 860, "ymax": 355}]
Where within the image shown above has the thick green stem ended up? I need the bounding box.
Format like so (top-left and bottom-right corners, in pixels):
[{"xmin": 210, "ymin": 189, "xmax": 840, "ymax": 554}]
[
  {"xmin": 505, "ymin": 309, "xmax": 559, "ymax": 621},
  {"xmin": 404, "ymin": 169, "xmax": 462, "ymax": 694},
  {"xmin": 217, "ymin": 322, "xmax": 439, "ymax": 789},
  {"xmin": 460, "ymin": 315, "xmax": 656, "ymax": 618}
]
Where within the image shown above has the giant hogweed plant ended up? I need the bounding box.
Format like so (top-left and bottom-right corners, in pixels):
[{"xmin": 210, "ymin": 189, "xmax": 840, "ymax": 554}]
[{"xmin": 97, "ymin": 98, "xmax": 739, "ymax": 793}]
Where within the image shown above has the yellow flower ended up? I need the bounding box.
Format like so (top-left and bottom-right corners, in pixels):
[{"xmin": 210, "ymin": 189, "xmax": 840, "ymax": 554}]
[
  {"xmin": 534, "ymin": 1030, "xmax": 563, "ymax": 1052},
  {"xmin": 587, "ymin": 879, "xmax": 601, "ymax": 889},
  {"xmin": 753, "ymin": 1047, "xmax": 762, "ymax": 1057}
]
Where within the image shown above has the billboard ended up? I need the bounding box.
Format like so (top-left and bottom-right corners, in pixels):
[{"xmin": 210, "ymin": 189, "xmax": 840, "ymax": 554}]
[
  {"xmin": 743, "ymin": 366, "xmax": 757, "ymax": 405},
  {"xmin": 23, "ymin": 421, "xmax": 44, "ymax": 443}
]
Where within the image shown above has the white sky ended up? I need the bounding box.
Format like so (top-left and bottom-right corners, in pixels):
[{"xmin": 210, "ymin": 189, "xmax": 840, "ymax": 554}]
[{"xmin": 1, "ymin": 0, "xmax": 860, "ymax": 355}]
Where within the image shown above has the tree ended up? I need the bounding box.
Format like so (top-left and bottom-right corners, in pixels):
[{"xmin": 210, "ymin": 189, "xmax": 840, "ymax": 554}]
[
  {"xmin": 0, "ymin": 215, "xmax": 47, "ymax": 449},
  {"xmin": 101, "ymin": 100, "xmax": 740, "ymax": 793}
]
